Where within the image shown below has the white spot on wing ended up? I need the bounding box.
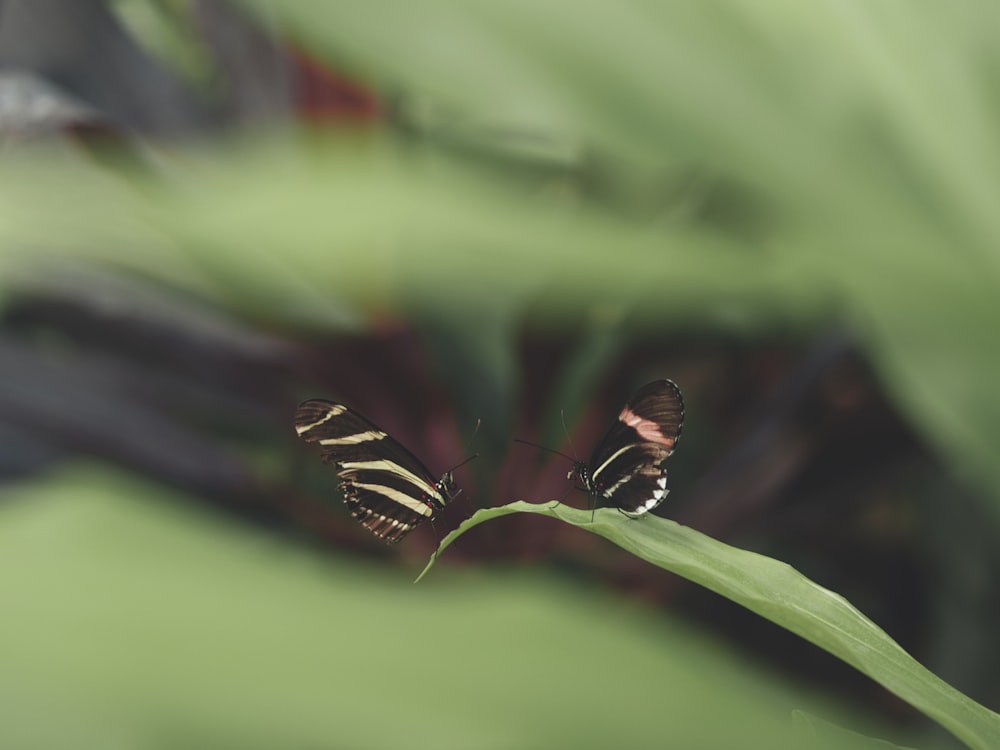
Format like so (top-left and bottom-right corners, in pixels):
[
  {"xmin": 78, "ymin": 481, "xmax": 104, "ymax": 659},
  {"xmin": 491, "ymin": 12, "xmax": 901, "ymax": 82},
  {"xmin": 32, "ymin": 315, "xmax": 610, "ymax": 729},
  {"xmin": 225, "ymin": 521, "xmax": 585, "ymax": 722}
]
[
  {"xmin": 355, "ymin": 507, "xmax": 419, "ymax": 530},
  {"xmin": 621, "ymin": 487, "xmax": 668, "ymax": 518}
]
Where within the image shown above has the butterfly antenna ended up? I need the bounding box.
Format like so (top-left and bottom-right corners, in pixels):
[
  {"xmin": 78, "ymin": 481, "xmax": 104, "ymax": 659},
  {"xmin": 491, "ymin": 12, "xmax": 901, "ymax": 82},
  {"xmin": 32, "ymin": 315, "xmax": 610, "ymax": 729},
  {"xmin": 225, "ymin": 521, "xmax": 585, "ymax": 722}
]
[
  {"xmin": 447, "ymin": 452, "xmax": 480, "ymax": 473},
  {"xmin": 512, "ymin": 438, "xmax": 574, "ymax": 463},
  {"xmin": 451, "ymin": 418, "xmax": 484, "ymax": 510},
  {"xmin": 429, "ymin": 517, "xmax": 441, "ymax": 546},
  {"xmin": 560, "ymin": 408, "xmax": 580, "ymax": 461},
  {"xmin": 555, "ymin": 409, "xmax": 598, "ymax": 521},
  {"xmin": 557, "ymin": 482, "xmax": 576, "ymax": 503}
]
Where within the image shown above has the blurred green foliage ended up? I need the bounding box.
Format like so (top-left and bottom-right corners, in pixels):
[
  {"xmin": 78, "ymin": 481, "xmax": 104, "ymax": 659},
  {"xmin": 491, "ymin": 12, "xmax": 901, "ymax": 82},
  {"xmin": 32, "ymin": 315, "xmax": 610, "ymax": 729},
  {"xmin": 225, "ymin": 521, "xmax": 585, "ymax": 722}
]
[
  {"xmin": 0, "ymin": 466, "xmax": 903, "ymax": 750},
  {"xmin": 4, "ymin": 0, "xmax": 1000, "ymax": 515}
]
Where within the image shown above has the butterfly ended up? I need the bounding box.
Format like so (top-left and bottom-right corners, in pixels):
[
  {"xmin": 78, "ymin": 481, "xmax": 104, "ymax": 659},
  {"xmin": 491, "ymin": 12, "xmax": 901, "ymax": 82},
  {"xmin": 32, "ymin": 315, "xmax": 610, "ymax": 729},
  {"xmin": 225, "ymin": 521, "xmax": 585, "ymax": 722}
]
[
  {"xmin": 294, "ymin": 399, "xmax": 473, "ymax": 544},
  {"xmin": 568, "ymin": 379, "xmax": 685, "ymax": 517}
]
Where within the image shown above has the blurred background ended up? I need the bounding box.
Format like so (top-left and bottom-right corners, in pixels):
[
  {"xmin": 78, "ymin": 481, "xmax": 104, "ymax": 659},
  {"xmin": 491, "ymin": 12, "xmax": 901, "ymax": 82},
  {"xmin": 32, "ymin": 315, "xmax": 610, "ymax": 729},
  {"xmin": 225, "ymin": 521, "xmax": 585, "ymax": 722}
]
[{"xmin": 1, "ymin": 1, "xmax": 999, "ymax": 748}]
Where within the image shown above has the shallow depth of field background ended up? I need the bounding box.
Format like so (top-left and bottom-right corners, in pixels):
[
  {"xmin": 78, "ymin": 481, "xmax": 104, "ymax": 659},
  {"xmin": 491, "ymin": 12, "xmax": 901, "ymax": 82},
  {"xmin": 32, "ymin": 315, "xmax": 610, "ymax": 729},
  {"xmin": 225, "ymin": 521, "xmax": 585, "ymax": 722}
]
[{"xmin": 1, "ymin": 2, "xmax": 1000, "ymax": 749}]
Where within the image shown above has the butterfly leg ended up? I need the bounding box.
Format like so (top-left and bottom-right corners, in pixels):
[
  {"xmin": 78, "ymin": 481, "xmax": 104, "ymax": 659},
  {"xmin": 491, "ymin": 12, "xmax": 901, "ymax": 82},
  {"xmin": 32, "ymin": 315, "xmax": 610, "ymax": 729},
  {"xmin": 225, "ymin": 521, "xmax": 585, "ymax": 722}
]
[
  {"xmin": 547, "ymin": 483, "xmax": 581, "ymax": 510},
  {"xmin": 428, "ymin": 517, "xmax": 441, "ymax": 546}
]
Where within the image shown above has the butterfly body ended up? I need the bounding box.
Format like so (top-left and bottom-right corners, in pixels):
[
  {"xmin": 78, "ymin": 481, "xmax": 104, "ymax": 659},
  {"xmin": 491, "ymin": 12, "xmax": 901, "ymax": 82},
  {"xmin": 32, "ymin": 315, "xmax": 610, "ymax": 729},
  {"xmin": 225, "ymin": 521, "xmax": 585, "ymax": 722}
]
[
  {"xmin": 569, "ymin": 379, "xmax": 684, "ymax": 517},
  {"xmin": 294, "ymin": 399, "xmax": 459, "ymax": 543}
]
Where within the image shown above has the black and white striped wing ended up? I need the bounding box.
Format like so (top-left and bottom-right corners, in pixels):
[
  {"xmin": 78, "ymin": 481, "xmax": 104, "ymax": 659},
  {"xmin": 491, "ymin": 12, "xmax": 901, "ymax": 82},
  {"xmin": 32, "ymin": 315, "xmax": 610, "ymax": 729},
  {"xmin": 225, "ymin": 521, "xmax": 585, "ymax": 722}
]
[
  {"xmin": 584, "ymin": 379, "xmax": 685, "ymax": 516},
  {"xmin": 294, "ymin": 399, "xmax": 452, "ymax": 544}
]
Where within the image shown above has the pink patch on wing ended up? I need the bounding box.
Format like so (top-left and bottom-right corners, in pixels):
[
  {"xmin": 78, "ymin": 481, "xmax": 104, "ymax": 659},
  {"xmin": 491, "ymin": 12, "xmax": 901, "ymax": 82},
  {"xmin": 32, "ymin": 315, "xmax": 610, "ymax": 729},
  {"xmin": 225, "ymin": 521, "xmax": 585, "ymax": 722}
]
[{"xmin": 619, "ymin": 407, "xmax": 676, "ymax": 449}]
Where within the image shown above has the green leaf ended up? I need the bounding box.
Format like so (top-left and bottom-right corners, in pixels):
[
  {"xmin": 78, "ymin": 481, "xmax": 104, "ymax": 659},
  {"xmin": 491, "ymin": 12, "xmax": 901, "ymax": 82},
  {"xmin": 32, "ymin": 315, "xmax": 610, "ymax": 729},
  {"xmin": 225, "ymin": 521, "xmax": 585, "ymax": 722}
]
[{"xmin": 418, "ymin": 502, "xmax": 1000, "ymax": 750}]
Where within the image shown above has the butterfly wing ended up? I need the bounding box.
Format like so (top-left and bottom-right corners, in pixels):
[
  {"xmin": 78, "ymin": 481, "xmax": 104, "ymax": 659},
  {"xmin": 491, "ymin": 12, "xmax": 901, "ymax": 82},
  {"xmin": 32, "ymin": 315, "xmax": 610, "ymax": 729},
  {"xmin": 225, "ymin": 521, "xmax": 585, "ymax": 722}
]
[
  {"xmin": 586, "ymin": 379, "xmax": 685, "ymax": 516},
  {"xmin": 294, "ymin": 399, "xmax": 450, "ymax": 543}
]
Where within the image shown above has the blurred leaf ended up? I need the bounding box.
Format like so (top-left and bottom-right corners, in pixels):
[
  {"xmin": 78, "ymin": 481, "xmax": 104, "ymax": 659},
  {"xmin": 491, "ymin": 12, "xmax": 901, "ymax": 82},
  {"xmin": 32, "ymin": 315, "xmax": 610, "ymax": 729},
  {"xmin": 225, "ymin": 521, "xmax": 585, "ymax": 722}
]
[
  {"xmin": 792, "ymin": 711, "xmax": 920, "ymax": 750},
  {"xmin": 111, "ymin": 0, "xmax": 219, "ymax": 89},
  {"xmin": 2, "ymin": 2, "xmax": 1000, "ymax": 521},
  {"xmin": 417, "ymin": 302, "xmax": 521, "ymax": 480},
  {"xmin": 536, "ymin": 306, "xmax": 630, "ymax": 453},
  {"xmin": 418, "ymin": 501, "xmax": 1000, "ymax": 750},
  {"xmin": 222, "ymin": 0, "xmax": 1000, "ymax": 524},
  {"xmin": 0, "ymin": 135, "xmax": 812, "ymax": 325},
  {"xmin": 0, "ymin": 465, "xmax": 917, "ymax": 750}
]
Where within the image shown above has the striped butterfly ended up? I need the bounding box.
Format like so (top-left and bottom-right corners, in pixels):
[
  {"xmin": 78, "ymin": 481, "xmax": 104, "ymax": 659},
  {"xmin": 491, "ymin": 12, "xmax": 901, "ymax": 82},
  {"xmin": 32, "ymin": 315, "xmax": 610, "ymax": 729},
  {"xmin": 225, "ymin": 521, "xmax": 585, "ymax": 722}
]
[
  {"xmin": 569, "ymin": 379, "xmax": 685, "ymax": 516},
  {"xmin": 294, "ymin": 399, "xmax": 473, "ymax": 544}
]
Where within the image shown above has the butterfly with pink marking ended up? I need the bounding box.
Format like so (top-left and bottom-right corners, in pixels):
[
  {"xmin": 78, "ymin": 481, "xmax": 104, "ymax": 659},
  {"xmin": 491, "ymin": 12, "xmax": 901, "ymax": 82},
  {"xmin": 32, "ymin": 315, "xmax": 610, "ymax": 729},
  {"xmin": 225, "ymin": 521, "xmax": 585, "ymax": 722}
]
[{"xmin": 569, "ymin": 379, "xmax": 685, "ymax": 517}]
